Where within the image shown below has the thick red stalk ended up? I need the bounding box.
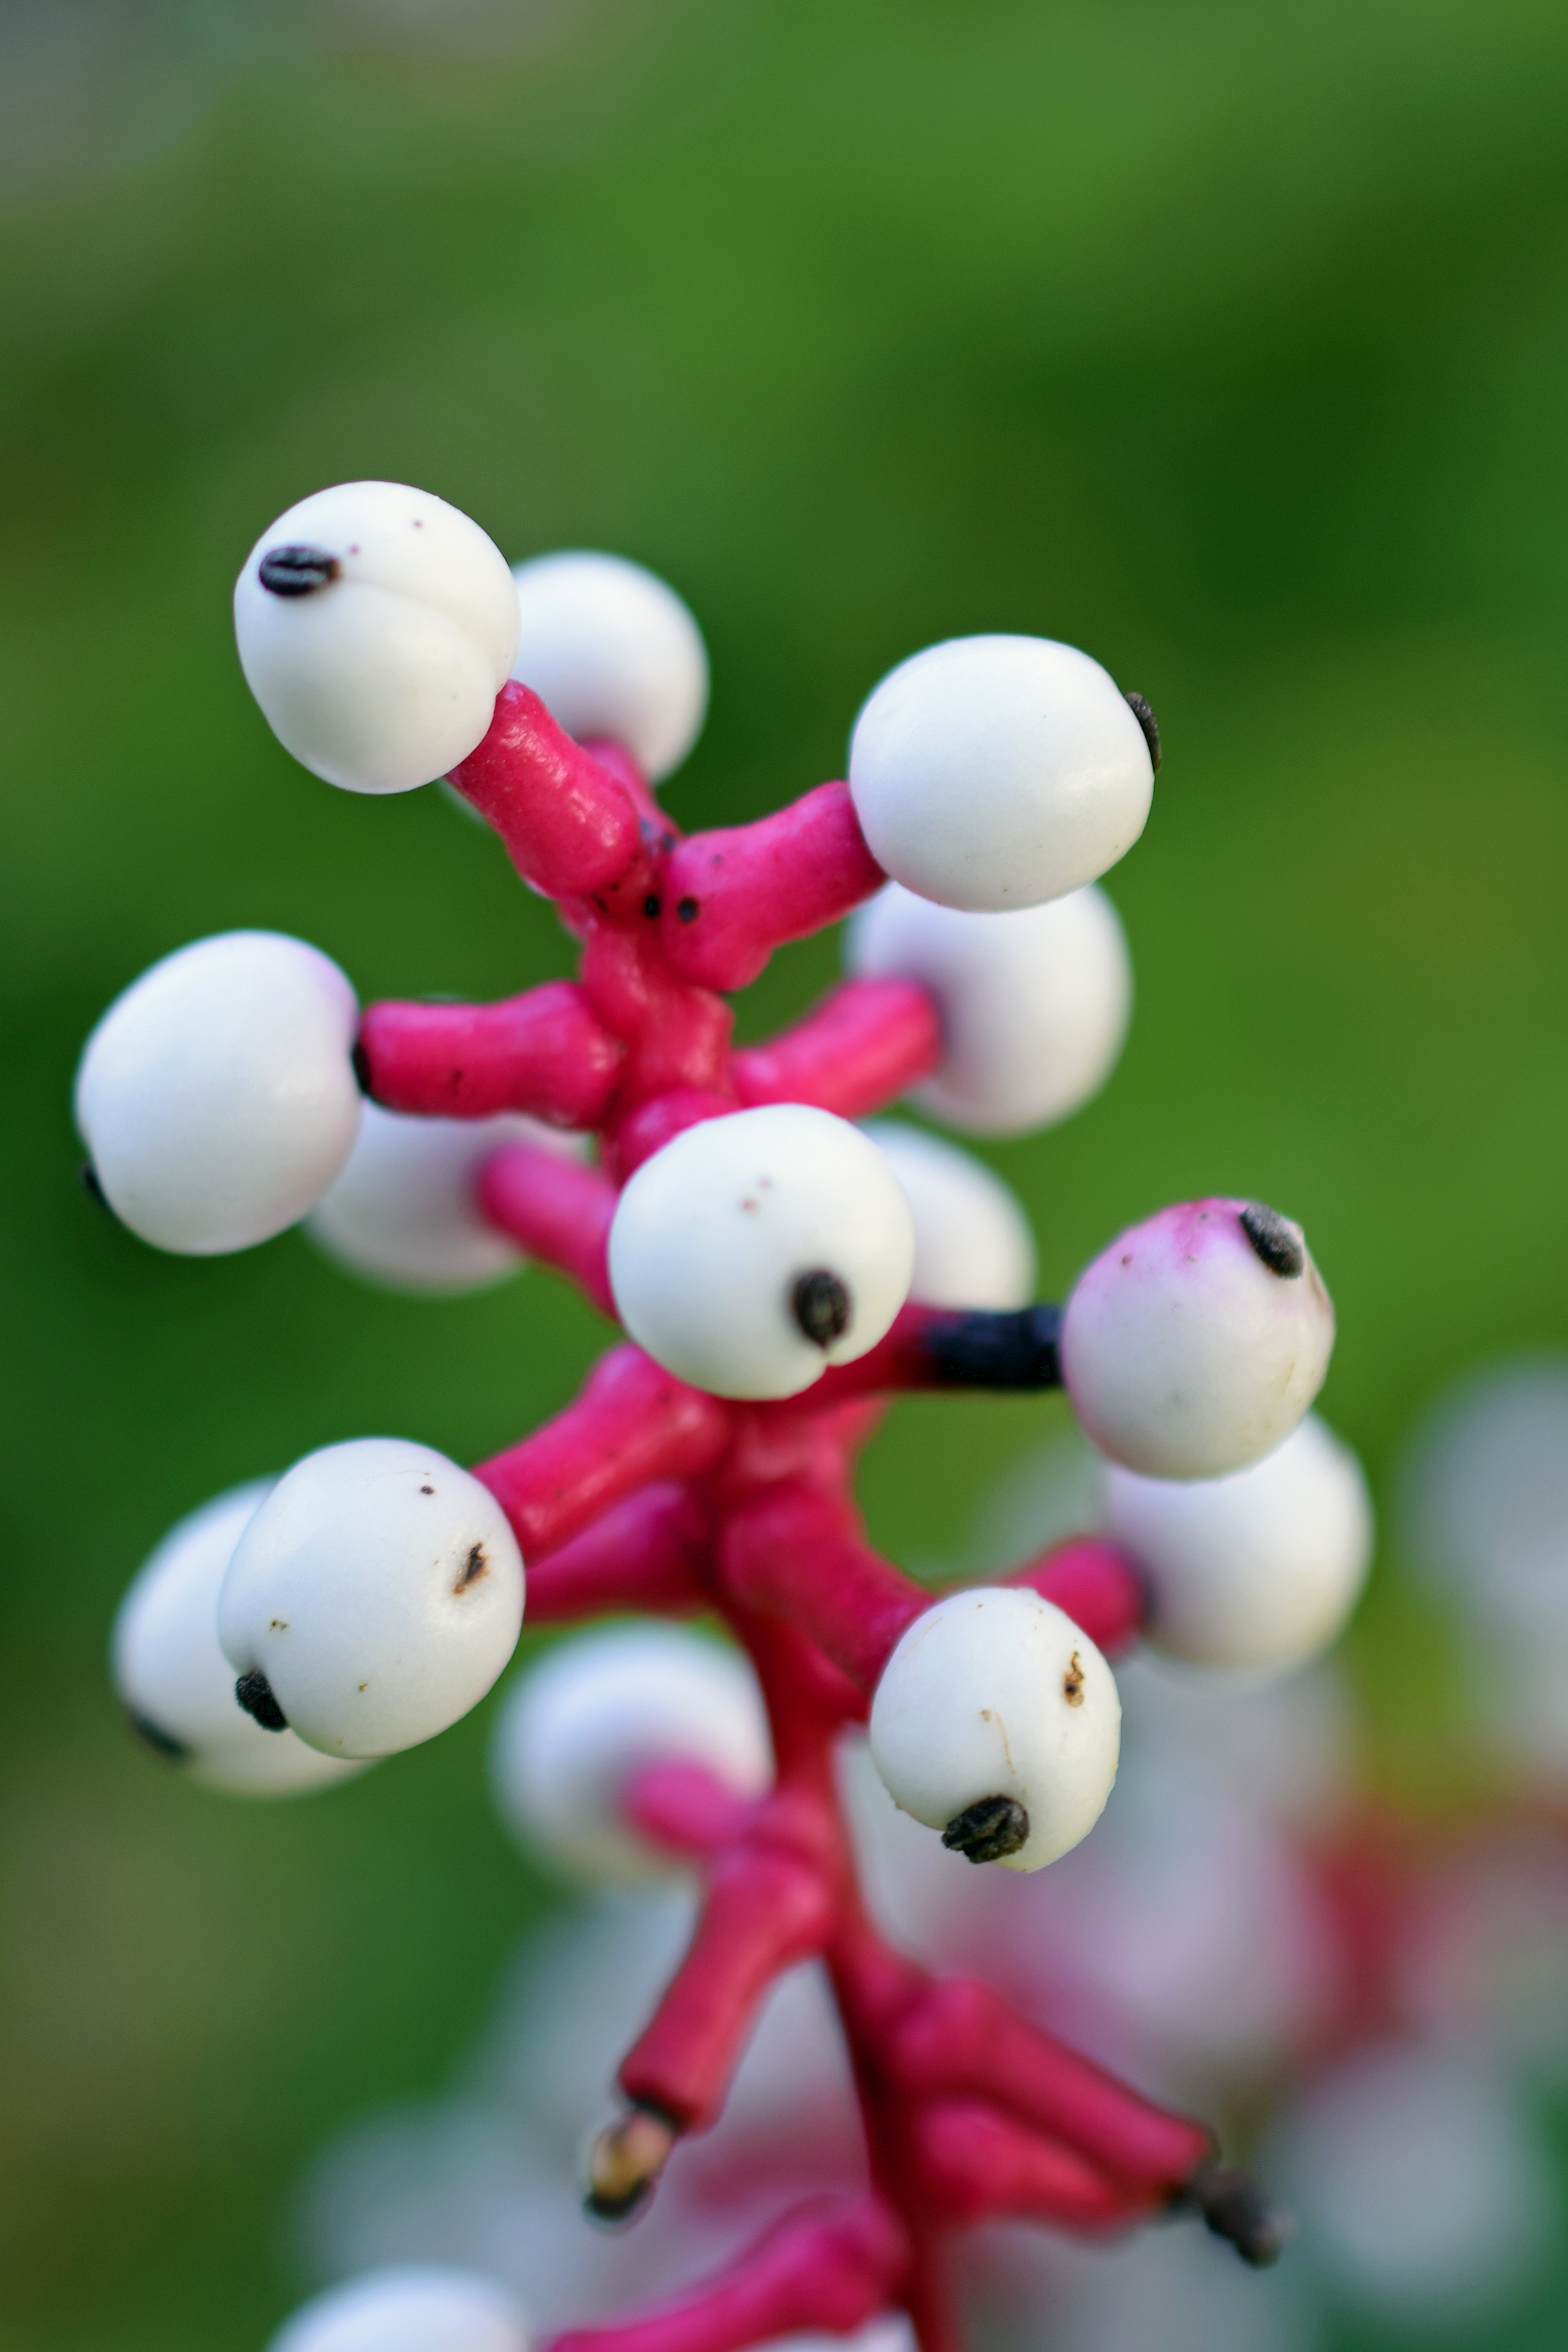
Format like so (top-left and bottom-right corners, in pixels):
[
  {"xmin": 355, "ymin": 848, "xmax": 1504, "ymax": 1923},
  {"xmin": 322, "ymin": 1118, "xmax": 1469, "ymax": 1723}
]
[
  {"xmin": 447, "ymin": 683, "xmax": 644, "ymax": 897},
  {"xmin": 658, "ymin": 781, "xmax": 885, "ymax": 991},
  {"xmin": 717, "ymin": 1481, "xmax": 927, "ymax": 1692},
  {"xmin": 732, "ymin": 978, "xmax": 942, "ymax": 1119},
  {"xmin": 521, "ymin": 1483, "xmax": 712, "ymax": 1623},
  {"xmin": 476, "ymin": 1139, "xmax": 617, "ymax": 1313},
  {"xmin": 356, "ymin": 983, "xmax": 622, "ymax": 1126},
  {"xmin": 543, "ymin": 2196, "xmax": 908, "ymax": 2352},
  {"xmin": 1004, "ymin": 1536, "xmax": 1147, "ymax": 1657}
]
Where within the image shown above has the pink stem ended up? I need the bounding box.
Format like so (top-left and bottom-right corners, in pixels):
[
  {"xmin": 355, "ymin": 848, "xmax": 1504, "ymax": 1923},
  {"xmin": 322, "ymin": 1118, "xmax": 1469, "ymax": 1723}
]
[
  {"xmin": 884, "ymin": 1977, "xmax": 1212, "ymax": 2190},
  {"xmin": 447, "ymin": 683, "xmax": 645, "ymax": 898},
  {"xmin": 610, "ymin": 1087, "xmax": 738, "ymax": 1180},
  {"xmin": 618, "ymin": 1819, "xmax": 838, "ymax": 2130},
  {"xmin": 717, "ymin": 1482, "xmax": 928, "ymax": 1692},
  {"xmin": 732, "ymin": 977, "xmax": 942, "ymax": 1119},
  {"xmin": 1000, "ymin": 1536, "xmax": 1147, "ymax": 1658},
  {"xmin": 523, "ymin": 1482, "xmax": 712, "ymax": 1623},
  {"xmin": 621, "ymin": 1757, "xmax": 758, "ymax": 1860},
  {"xmin": 543, "ymin": 2194, "xmax": 908, "ymax": 2352},
  {"xmin": 473, "ymin": 1346, "xmax": 731, "ymax": 1556},
  {"xmin": 356, "ymin": 983, "xmax": 622, "ymax": 1127},
  {"xmin": 477, "ymin": 1140, "xmax": 617, "ymax": 1313},
  {"xmin": 760, "ymin": 1299, "xmax": 1061, "ymax": 1419},
  {"xmin": 908, "ymin": 2097, "xmax": 1148, "ymax": 2231},
  {"xmin": 658, "ymin": 782, "xmax": 885, "ymax": 991}
]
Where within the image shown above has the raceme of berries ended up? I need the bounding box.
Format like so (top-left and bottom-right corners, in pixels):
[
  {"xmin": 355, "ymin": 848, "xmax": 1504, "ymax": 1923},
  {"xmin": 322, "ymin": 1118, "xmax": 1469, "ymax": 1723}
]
[
  {"xmin": 847, "ymin": 882, "xmax": 1132, "ymax": 1137},
  {"xmin": 307, "ymin": 1105, "xmax": 583, "ymax": 1294},
  {"xmin": 511, "ymin": 550, "xmax": 708, "ymax": 781},
  {"xmin": 862, "ymin": 1121, "xmax": 1036, "ymax": 1311},
  {"xmin": 75, "ymin": 931, "xmax": 361, "ymax": 1254},
  {"xmin": 217, "ymin": 1441, "xmax": 524, "ymax": 1759},
  {"xmin": 91, "ymin": 478, "xmax": 1349, "ymax": 2347},
  {"xmin": 235, "ymin": 482, "xmax": 520, "ymax": 793},
  {"xmin": 1102, "ymin": 1413, "xmax": 1375, "ymax": 1671},
  {"xmin": 266, "ymin": 2266, "xmax": 529, "ymax": 2352},
  {"xmin": 869, "ymin": 1589, "xmax": 1121, "ymax": 1872},
  {"xmin": 607, "ymin": 1104, "xmax": 917, "ymax": 1399},
  {"xmin": 1060, "ymin": 1198, "xmax": 1336, "ymax": 1479},
  {"xmin": 847, "ymin": 635, "xmax": 1156, "ymax": 911},
  {"xmin": 111, "ymin": 1481, "xmax": 369, "ymax": 1797},
  {"xmin": 490, "ymin": 1623, "xmax": 773, "ymax": 1883}
]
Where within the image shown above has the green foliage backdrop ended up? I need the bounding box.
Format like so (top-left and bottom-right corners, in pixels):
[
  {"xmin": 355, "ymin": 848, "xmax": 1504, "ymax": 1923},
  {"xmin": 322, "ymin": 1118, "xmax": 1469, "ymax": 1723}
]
[{"xmin": 2, "ymin": 2, "xmax": 1567, "ymax": 2343}]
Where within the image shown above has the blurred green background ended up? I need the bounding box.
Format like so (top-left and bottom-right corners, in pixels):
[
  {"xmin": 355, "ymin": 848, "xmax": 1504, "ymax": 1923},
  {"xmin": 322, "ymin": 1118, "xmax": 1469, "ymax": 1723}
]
[{"xmin": 4, "ymin": 0, "xmax": 1568, "ymax": 2343}]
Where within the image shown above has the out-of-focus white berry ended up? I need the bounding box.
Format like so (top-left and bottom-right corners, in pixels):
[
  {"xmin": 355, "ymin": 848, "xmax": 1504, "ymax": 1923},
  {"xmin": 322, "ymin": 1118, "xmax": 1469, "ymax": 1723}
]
[
  {"xmin": 219, "ymin": 1440, "xmax": 524, "ymax": 1759},
  {"xmin": 112, "ymin": 1482, "xmax": 369, "ymax": 1798},
  {"xmin": 490, "ymin": 1625, "xmax": 772, "ymax": 1882},
  {"xmin": 869, "ymin": 1588, "xmax": 1120, "ymax": 1872},
  {"xmin": 846, "ymin": 883, "xmax": 1131, "ymax": 1136},
  {"xmin": 510, "ymin": 551, "xmax": 708, "ymax": 780},
  {"xmin": 847, "ymin": 636, "xmax": 1154, "ymax": 914},
  {"xmin": 306, "ymin": 1107, "xmax": 580, "ymax": 1295},
  {"xmin": 75, "ymin": 931, "xmax": 361, "ymax": 1255},
  {"xmin": 1275, "ymin": 2044, "xmax": 1553, "ymax": 2320},
  {"xmin": 1061, "ymin": 1198, "xmax": 1335, "ymax": 1479},
  {"xmin": 607, "ymin": 1105, "xmax": 915, "ymax": 1401},
  {"xmin": 862, "ymin": 1121, "xmax": 1035, "ymax": 1309},
  {"xmin": 268, "ymin": 2266, "xmax": 527, "ymax": 2352},
  {"xmin": 1104, "ymin": 1415, "xmax": 1373, "ymax": 1671},
  {"xmin": 235, "ymin": 482, "xmax": 519, "ymax": 794}
]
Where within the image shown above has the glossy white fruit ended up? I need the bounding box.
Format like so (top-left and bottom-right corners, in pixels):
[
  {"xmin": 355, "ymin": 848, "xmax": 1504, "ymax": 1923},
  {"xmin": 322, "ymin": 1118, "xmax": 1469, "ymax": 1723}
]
[
  {"xmin": 75, "ymin": 931, "xmax": 361, "ymax": 1255},
  {"xmin": 219, "ymin": 1440, "xmax": 524, "ymax": 1759},
  {"xmin": 869, "ymin": 1588, "xmax": 1120, "ymax": 1872},
  {"xmin": 847, "ymin": 635, "xmax": 1154, "ymax": 913},
  {"xmin": 235, "ymin": 482, "xmax": 519, "ymax": 794},
  {"xmin": 862, "ymin": 1122, "xmax": 1035, "ymax": 1309},
  {"xmin": 510, "ymin": 551, "xmax": 708, "ymax": 780},
  {"xmin": 846, "ymin": 883, "xmax": 1131, "ymax": 1136},
  {"xmin": 1061, "ymin": 1198, "xmax": 1335, "ymax": 1479},
  {"xmin": 112, "ymin": 1482, "xmax": 369, "ymax": 1798},
  {"xmin": 306, "ymin": 1106, "xmax": 581, "ymax": 1294},
  {"xmin": 268, "ymin": 2266, "xmax": 527, "ymax": 2352},
  {"xmin": 607, "ymin": 1104, "xmax": 915, "ymax": 1401},
  {"xmin": 1104, "ymin": 1414, "xmax": 1373, "ymax": 1670},
  {"xmin": 490, "ymin": 1625, "xmax": 773, "ymax": 1882}
]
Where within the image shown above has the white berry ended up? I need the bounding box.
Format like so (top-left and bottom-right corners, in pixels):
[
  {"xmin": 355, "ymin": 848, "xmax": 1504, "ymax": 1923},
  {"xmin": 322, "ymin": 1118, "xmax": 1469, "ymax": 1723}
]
[
  {"xmin": 862, "ymin": 1122, "xmax": 1035, "ymax": 1309},
  {"xmin": 218, "ymin": 1439, "xmax": 524, "ymax": 1759},
  {"xmin": 1104, "ymin": 1415, "xmax": 1373, "ymax": 1671},
  {"xmin": 510, "ymin": 550, "xmax": 708, "ymax": 780},
  {"xmin": 1061, "ymin": 1197, "xmax": 1335, "ymax": 1479},
  {"xmin": 490, "ymin": 1625, "xmax": 773, "ymax": 1882},
  {"xmin": 235, "ymin": 482, "xmax": 519, "ymax": 794},
  {"xmin": 846, "ymin": 882, "xmax": 1131, "ymax": 1136},
  {"xmin": 112, "ymin": 1482, "xmax": 369, "ymax": 1798},
  {"xmin": 847, "ymin": 636, "xmax": 1154, "ymax": 913},
  {"xmin": 869, "ymin": 1588, "xmax": 1120, "ymax": 1872},
  {"xmin": 607, "ymin": 1105, "xmax": 915, "ymax": 1401},
  {"xmin": 75, "ymin": 930, "xmax": 361, "ymax": 1255},
  {"xmin": 306, "ymin": 1106, "xmax": 580, "ymax": 1294},
  {"xmin": 267, "ymin": 2266, "xmax": 527, "ymax": 2352}
]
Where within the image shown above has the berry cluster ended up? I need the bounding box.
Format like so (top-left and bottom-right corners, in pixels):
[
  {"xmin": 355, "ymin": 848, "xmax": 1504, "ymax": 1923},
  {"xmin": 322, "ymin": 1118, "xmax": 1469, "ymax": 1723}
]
[{"xmin": 91, "ymin": 482, "xmax": 1368, "ymax": 2351}]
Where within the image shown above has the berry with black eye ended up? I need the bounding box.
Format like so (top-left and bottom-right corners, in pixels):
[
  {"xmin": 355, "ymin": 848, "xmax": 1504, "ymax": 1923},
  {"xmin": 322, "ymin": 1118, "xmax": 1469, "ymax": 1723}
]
[
  {"xmin": 218, "ymin": 1439, "xmax": 524, "ymax": 1759},
  {"xmin": 607, "ymin": 1104, "xmax": 915, "ymax": 1401},
  {"xmin": 111, "ymin": 1481, "xmax": 367, "ymax": 1797},
  {"xmin": 1104, "ymin": 1413, "xmax": 1374, "ymax": 1670},
  {"xmin": 870, "ymin": 1588, "xmax": 1120, "ymax": 1873},
  {"xmin": 490, "ymin": 1623, "xmax": 771, "ymax": 1883},
  {"xmin": 510, "ymin": 550, "xmax": 708, "ymax": 780},
  {"xmin": 848, "ymin": 883, "xmax": 1131, "ymax": 1137},
  {"xmin": 1060, "ymin": 1197, "xmax": 1335, "ymax": 1479},
  {"xmin": 848, "ymin": 634, "xmax": 1155, "ymax": 913},
  {"xmin": 75, "ymin": 931, "xmax": 362, "ymax": 1256},
  {"xmin": 234, "ymin": 480, "xmax": 519, "ymax": 794}
]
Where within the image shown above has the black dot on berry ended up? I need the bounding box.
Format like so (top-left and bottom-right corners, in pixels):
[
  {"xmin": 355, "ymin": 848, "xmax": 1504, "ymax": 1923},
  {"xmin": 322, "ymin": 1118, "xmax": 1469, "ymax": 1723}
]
[
  {"xmin": 235, "ymin": 1669, "xmax": 289, "ymax": 1733},
  {"xmin": 258, "ymin": 544, "xmax": 340, "ymax": 597},
  {"xmin": 791, "ymin": 1269, "xmax": 852, "ymax": 1348},
  {"xmin": 1125, "ymin": 690, "xmax": 1161, "ymax": 771},
  {"xmin": 1239, "ymin": 1202, "xmax": 1305, "ymax": 1279},
  {"xmin": 941, "ymin": 1794, "xmax": 1030, "ymax": 1865}
]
